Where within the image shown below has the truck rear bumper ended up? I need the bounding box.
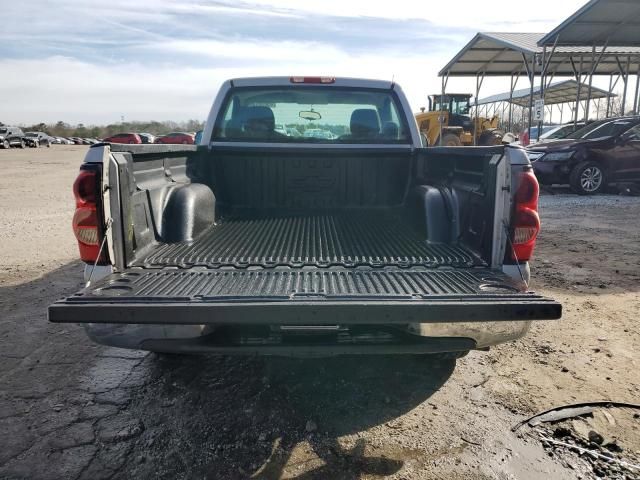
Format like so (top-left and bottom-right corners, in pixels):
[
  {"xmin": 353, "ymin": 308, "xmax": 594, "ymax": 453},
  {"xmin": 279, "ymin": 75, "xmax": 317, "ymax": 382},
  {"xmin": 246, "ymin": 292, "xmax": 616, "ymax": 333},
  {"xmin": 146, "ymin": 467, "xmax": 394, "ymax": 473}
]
[
  {"xmin": 82, "ymin": 320, "xmax": 530, "ymax": 355},
  {"xmin": 54, "ymin": 266, "xmax": 557, "ymax": 355}
]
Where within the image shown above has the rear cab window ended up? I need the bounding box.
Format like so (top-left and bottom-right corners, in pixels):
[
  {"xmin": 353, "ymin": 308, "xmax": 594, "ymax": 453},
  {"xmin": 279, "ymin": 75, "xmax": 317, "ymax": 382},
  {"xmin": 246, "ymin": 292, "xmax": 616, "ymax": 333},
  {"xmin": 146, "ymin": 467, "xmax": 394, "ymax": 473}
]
[{"xmin": 211, "ymin": 86, "xmax": 411, "ymax": 144}]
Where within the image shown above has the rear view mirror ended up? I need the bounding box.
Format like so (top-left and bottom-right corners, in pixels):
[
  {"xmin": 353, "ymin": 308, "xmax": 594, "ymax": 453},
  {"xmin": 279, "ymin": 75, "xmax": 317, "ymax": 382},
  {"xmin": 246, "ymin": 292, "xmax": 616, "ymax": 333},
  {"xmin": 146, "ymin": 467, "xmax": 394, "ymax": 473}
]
[{"xmin": 299, "ymin": 110, "xmax": 321, "ymax": 121}]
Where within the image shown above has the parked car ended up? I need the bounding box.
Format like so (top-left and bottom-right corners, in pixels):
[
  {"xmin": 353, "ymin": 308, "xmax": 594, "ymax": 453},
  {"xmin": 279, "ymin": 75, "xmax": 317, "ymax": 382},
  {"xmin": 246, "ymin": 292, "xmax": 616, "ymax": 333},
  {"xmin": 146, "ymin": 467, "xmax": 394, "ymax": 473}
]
[
  {"xmin": 24, "ymin": 134, "xmax": 40, "ymax": 148},
  {"xmin": 138, "ymin": 133, "xmax": 156, "ymax": 144},
  {"xmin": 0, "ymin": 126, "xmax": 26, "ymax": 149},
  {"xmin": 286, "ymin": 126, "xmax": 302, "ymax": 137},
  {"xmin": 103, "ymin": 133, "xmax": 142, "ymax": 144},
  {"xmin": 520, "ymin": 125, "xmax": 556, "ymax": 146},
  {"xmin": 24, "ymin": 132, "xmax": 52, "ymax": 148},
  {"xmin": 527, "ymin": 116, "xmax": 640, "ymax": 194},
  {"xmin": 303, "ymin": 128, "xmax": 336, "ymax": 140},
  {"xmin": 536, "ymin": 122, "xmax": 587, "ymax": 143},
  {"xmin": 155, "ymin": 132, "xmax": 195, "ymax": 144},
  {"xmin": 274, "ymin": 124, "xmax": 288, "ymax": 136},
  {"xmin": 50, "ymin": 76, "xmax": 560, "ymax": 357}
]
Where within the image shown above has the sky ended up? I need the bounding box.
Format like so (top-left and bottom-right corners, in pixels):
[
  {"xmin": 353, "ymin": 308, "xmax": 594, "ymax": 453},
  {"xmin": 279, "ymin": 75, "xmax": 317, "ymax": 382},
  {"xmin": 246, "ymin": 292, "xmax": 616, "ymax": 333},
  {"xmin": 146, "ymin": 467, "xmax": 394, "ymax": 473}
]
[{"xmin": 0, "ymin": 0, "xmax": 588, "ymax": 125}]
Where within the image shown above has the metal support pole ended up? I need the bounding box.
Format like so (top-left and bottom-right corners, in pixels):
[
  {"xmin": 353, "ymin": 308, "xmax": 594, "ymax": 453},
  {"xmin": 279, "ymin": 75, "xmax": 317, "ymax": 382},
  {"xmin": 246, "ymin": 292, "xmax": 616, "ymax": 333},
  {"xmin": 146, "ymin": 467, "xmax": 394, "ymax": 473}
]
[
  {"xmin": 608, "ymin": 72, "xmax": 622, "ymax": 116},
  {"xmin": 439, "ymin": 75, "xmax": 445, "ymax": 146},
  {"xmin": 622, "ymin": 56, "xmax": 631, "ymax": 115},
  {"xmin": 606, "ymin": 74, "xmax": 614, "ymax": 117},
  {"xmin": 507, "ymin": 73, "xmax": 520, "ymax": 132},
  {"xmin": 525, "ymin": 54, "xmax": 535, "ymax": 142},
  {"xmin": 502, "ymin": 101, "xmax": 507, "ymax": 128},
  {"xmin": 560, "ymin": 102, "xmax": 564, "ymax": 123},
  {"xmin": 633, "ymin": 69, "xmax": 640, "ymax": 114},
  {"xmin": 574, "ymin": 56, "xmax": 584, "ymax": 128},
  {"xmin": 438, "ymin": 71, "xmax": 449, "ymax": 146},
  {"xmin": 474, "ymin": 72, "xmax": 485, "ymax": 146},
  {"xmin": 474, "ymin": 74, "xmax": 479, "ymax": 146},
  {"xmin": 636, "ymin": 69, "xmax": 640, "ymax": 115},
  {"xmin": 536, "ymin": 46, "xmax": 547, "ymax": 142},
  {"xmin": 585, "ymin": 46, "xmax": 596, "ymax": 122}
]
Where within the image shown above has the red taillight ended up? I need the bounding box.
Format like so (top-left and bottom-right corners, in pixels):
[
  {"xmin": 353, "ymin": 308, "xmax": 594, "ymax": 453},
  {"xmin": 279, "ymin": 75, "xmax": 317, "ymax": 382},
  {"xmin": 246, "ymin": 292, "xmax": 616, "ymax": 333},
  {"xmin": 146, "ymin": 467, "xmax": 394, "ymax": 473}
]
[
  {"xmin": 290, "ymin": 76, "xmax": 335, "ymax": 84},
  {"xmin": 73, "ymin": 169, "xmax": 98, "ymax": 206},
  {"xmin": 72, "ymin": 166, "xmax": 108, "ymax": 264},
  {"xmin": 514, "ymin": 170, "xmax": 539, "ymax": 208},
  {"xmin": 511, "ymin": 171, "xmax": 540, "ymax": 262}
]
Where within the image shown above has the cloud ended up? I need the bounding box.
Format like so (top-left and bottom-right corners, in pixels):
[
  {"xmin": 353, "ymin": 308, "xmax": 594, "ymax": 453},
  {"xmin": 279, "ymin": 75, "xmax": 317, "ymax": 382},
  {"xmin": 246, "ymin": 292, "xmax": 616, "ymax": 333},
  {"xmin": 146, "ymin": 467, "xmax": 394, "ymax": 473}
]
[
  {"xmin": 0, "ymin": 0, "xmax": 590, "ymax": 124},
  {"xmin": 131, "ymin": 39, "xmax": 349, "ymax": 64},
  {"xmin": 0, "ymin": 47, "xmax": 450, "ymax": 124}
]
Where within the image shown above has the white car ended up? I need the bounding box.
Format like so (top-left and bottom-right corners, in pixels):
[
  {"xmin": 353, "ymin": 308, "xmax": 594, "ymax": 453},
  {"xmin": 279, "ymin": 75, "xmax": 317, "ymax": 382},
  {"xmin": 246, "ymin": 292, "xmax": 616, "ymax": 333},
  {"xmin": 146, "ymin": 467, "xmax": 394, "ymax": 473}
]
[
  {"xmin": 303, "ymin": 128, "xmax": 335, "ymax": 139},
  {"xmin": 536, "ymin": 122, "xmax": 586, "ymax": 143},
  {"xmin": 274, "ymin": 124, "xmax": 288, "ymax": 136}
]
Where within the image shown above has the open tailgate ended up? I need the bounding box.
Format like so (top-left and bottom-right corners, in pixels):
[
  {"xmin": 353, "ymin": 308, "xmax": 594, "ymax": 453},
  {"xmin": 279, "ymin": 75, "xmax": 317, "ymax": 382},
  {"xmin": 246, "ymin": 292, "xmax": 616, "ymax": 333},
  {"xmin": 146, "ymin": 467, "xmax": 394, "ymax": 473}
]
[{"xmin": 49, "ymin": 267, "xmax": 561, "ymax": 324}]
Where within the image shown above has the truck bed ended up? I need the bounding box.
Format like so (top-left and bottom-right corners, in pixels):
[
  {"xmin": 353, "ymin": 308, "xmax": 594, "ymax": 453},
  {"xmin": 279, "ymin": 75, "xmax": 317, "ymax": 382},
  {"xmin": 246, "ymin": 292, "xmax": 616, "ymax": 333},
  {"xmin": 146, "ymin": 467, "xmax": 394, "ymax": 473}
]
[
  {"xmin": 50, "ymin": 144, "xmax": 561, "ymax": 334},
  {"xmin": 136, "ymin": 210, "xmax": 484, "ymax": 269}
]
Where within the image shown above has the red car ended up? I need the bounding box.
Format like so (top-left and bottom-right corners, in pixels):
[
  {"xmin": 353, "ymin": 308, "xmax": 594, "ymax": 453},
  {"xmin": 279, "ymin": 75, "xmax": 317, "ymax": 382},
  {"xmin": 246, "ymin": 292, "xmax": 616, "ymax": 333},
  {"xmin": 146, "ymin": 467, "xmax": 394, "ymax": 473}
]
[
  {"xmin": 103, "ymin": 133, "xmax": 142, "ymax": 144},
  {"xmin": 155, "ymin": 132, "xmax": 195, "ymax": 144}
]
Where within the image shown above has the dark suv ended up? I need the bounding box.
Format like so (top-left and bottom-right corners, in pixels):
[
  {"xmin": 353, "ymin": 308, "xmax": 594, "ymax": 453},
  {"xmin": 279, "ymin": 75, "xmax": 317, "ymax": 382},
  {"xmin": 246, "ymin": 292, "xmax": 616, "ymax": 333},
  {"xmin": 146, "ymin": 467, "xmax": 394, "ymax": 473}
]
[
  {"xmin": 24, "ymin": 132, "xmax": 52, "ymax": 148},
  {"xmin": 0, "ymin": 126, "xmax": 26, "ymax": 149},
  {"xmin": 527, "ymin": 116, "xmax": 640, "ymax": 194}
]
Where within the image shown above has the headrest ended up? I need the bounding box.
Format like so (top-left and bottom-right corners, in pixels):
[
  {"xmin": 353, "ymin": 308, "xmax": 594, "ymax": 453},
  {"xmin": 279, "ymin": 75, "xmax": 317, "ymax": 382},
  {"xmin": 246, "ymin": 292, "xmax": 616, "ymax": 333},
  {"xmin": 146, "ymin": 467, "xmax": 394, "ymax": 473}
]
[
  {"xmin": 350, "ymin": 109, "xmax": 380, "ymax": 138},
  {"xmin": 244, "ymin": 106, "xmax": 275, "ymax": 132},
  {"xmin": 382, "ymin": 121, "xmax": 399, "ymax": 139}
]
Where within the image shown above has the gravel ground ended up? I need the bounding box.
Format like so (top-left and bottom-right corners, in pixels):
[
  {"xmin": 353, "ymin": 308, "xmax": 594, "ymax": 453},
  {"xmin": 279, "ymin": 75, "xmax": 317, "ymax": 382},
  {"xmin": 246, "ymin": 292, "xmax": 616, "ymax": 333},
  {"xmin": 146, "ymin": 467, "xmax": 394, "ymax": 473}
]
[{"xmin": 0, "ymin": 146, "xmax": 639, "ymax": 480}]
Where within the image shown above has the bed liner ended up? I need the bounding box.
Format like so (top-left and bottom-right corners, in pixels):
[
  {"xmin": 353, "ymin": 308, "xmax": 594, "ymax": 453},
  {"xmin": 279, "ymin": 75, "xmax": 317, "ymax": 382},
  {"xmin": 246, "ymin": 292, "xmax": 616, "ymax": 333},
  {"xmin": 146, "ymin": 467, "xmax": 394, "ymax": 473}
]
[{"xmin": 136, "ymin": 210, "xmax": 484, "ymax": 269}]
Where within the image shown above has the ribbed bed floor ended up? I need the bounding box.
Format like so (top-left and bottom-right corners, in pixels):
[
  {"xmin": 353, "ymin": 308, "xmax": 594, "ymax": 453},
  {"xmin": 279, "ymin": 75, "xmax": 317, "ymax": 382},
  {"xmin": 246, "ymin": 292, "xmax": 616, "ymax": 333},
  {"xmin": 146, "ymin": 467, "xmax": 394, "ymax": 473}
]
[{"xmin": 136, "ymin": 211, "xmax": 485, "ymax": 269}]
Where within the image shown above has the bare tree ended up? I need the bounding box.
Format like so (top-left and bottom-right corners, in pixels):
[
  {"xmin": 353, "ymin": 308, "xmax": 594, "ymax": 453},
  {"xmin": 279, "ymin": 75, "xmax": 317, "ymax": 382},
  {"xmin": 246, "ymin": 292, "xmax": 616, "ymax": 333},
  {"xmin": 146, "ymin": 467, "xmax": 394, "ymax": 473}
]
[{"xmin": 597, "ymin": 89, "xmax": 638, "ymax": 118}]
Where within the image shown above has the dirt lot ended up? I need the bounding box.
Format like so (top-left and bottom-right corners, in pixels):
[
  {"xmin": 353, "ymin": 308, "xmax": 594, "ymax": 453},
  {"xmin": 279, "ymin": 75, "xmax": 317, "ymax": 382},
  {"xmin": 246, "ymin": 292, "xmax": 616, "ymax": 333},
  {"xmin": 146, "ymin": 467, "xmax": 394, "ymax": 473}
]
[{"xmin": 0, "ymin": 146, "xmax": 638, "ymax": 480}]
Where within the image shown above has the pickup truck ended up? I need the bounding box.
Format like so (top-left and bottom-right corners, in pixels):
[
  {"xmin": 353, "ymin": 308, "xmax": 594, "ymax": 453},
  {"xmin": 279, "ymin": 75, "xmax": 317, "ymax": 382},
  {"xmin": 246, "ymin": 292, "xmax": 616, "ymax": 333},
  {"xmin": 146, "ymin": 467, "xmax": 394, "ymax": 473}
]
[{"xmin": 49, "ymin": 76, "xmax": 561, "ymax": 357}]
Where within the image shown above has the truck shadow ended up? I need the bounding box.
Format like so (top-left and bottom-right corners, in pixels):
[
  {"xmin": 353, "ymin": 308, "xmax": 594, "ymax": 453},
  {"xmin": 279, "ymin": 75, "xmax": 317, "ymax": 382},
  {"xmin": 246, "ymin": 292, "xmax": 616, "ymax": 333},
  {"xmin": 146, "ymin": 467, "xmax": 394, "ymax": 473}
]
[
  {"xmin": 138, "ymin": 353, "xmax": 456, "ymax": 479},
  {"xmin": 0, "ymin": 262, "xmax": 455, "ymax": 479}
]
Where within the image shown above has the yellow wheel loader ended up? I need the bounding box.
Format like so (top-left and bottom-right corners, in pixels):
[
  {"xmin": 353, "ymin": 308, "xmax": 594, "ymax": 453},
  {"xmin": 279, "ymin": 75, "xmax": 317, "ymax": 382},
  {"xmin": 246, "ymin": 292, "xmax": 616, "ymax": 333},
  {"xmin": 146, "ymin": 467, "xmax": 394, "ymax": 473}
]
[{"xmin": 415, "ymin": 94, "xmax": 504, "ymax": 147}]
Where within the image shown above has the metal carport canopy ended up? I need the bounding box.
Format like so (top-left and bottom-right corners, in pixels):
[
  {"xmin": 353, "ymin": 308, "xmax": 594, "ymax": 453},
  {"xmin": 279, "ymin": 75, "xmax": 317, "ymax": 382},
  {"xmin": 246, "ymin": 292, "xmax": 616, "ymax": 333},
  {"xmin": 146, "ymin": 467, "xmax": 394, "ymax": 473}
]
[
  {"xmin": 476, "ymin": 79, "xmax": 615, "ymax": 107},
  {"xmin": 439, "ymin": 32, "xmax": 640, "ymax": 77},
  {"xmin": 539, "ymin": 0, "xmax": 640, "ymax": 47}
]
